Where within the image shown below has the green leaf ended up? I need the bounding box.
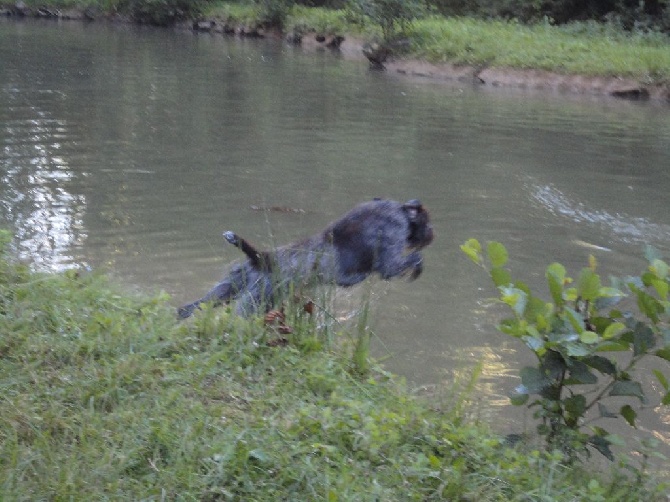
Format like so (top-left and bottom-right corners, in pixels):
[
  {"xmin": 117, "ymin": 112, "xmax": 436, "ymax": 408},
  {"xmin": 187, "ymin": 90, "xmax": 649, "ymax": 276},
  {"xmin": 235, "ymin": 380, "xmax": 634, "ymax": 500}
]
[
  {"xmin": 498, "ymin": 318, "xmax": 525, "ymax": 338},
  {"xmin": 510, "ymin": 389, "xmax": 529, "ymax": 406},
  {"xmin": 546, "ymin": 262, "xmax": 566, "ymax": 280},
  {"xmin": 620, "ymin": 405, "xmax": 637, "ymax": 427},
  {"xmin": 610, "ymin": 381, "xmax": 645, "ymax": 403},
  {"xmin": 546, "ymin": 263, "xmax": 566, "ymax": 306},
  {"xmin": 656, "ymin": 347, "xmax": 670, "ymax": 362},
  {"xmin": 500, "ymin": 286, "xmax": 528, "ymax": 317},
  {"xmin": 564, "ymin": 287, "xmax": 578, "ymax": 302},
  {"xmin": 524, "ymin": 296, "xmax": 548, "ymax": 323},
  {"xmin": 650, "ymin": 258, "xmax": 669, "ymax": 280},
  {"xmin": 577, "ymin": 267, "xmax": 601, "ymax": 301},
  {"xmin": 520, "ymin": 366, "xmax": 550, "ymax": 394},
  {"xmin": 597, "ymin": 341, "xmax": 630, "ymax": 351},
  {"xmin": 565, "ymin": 342, "xmax": 592, "ymax": 357},
  {"xmin": 523, "ymin": 335, "xmax": 545, "ymax": 354},
  {"xmin": 641, "ymin": 270, "xmax": 656, "ymax": 287},
  {"xmin": 635, "ymin": 289, "xmax": 663, "ymax": 323},
  {"xmin": 565, "ymin": 394, "xmax": 586, "ymax": 418},
  {"xmin": 564, "ymin": 307, "xmax": 585, "ymax": 334},
  {"xmin": 490, "ymin": 267, "xmax": 512, "ymax": 287},
  {"xmin": 650, "ymin": 277, "xmax": 669, "ymax": 300},
  {"xmin": 487, "ymin": 241, "xmax": 508, "ymax": 268},
  {"xmin": 588, "ymin": 435, "xmax": 614, "ymax": 461},
  {"xmin": 536, "ymin": 312, "xmax": 549, "ymax": 332},
  {"xmin": 592, "ymin": 426, "xmax": 608, "ymax": 437},
  {"xmin": 549, "ymin": 333, "xmax": 579, "ymax": 344},
  {"xmin": 594, "ymin": 289, "xmax": 625, "ymax": 310},
  {"xmin": 582, "ymin": 355, "xmax": 616, "ymax": 375},
  {"xmin": 525, "ymin": 324, "xmax": 541, "ymax": 337},
  {"xmin": 566, "ymin": 360, "xmax": 598, "ymax": 384},
  {"xmin": 580, "ymin": 331, "xmax": 599, "ymax": 344},
  {"xmin": 653, "ymin": 369, "xmax": 669, "ymax": 391},
  {"xmin": 663, "ymin": 391, "xmax": 670, "ymax": 406},
  {"xmin": 598, "ymin": 287, "xmax": 625, "ymax": 297},
  {"xmin": 461, "ymin": 239, "xmax": 482, "ymax": 264},
  {"xmin": 632, "ymin": 323, "xmax": 656, "ymax": 356},
  {"xmin": 540, "ymin": 350, "xmax": 567, "ymax": 380},
  {"xmin": 514, "ymin": 281, "xmax": 531, "ymax": 295},
  {"xmin": 602, "ymin": 322, "xmax": 626, "ymax": 340}
]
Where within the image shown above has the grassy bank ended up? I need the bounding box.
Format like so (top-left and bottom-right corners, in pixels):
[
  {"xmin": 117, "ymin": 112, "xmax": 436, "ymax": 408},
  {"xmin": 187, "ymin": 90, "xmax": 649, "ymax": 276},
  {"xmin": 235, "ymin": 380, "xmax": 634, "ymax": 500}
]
[
  {"xmin": 0, "ymin": 230, "xmax": 667, "ymax": 499},
  {"xmin": 203, "ymin": 2, "xmax": 670, "ymax": 84},
  {"xmin": 406, "ymin": 17, "xmax": 670, "ymax": 82},
  {"xmin": 3, "ymin": 1, "xmax": 669, "ymax": 85}
]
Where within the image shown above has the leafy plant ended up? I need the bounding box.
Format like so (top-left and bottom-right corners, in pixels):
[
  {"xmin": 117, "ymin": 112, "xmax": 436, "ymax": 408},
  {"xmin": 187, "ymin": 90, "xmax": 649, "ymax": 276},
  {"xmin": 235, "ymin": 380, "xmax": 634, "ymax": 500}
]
[
  {"xmin": 254, "ymin": 0, "xmax": 292, "ymax": 27},
  {"xmin": 348, "ymin": 0, "xmax": 427, "ymax": 41},
  {"xmin": 117, "ymin": 0, "xmax": 206, "ymax": 25},
  {"xmin": 462, "ymin": 239, "xmax": 670, "ymax": 461},
  {"xmin": 286, "ymin": 5, "xmax": 350, "ymax": 35}
]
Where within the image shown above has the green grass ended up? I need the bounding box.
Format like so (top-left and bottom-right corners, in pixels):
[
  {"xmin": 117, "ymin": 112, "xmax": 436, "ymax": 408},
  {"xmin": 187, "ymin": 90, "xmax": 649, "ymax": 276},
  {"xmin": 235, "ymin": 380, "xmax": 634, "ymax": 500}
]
[
  {"xmin": 407, "ymin": 16, "xmax": 670, "ymax": 82},
  {"xmin": 0, "ymin": 229, "xmax": 667, "ymax": 499},
  {"xmin": 285, "ymin": 5, "xmax": 353, "ymax": 36},
  {"xmin": 202, "ymin": 1, "xmax": 261, "ymax": 25},
  {"xmin": 203, "ymin": 2, "xmax": 361, "ymax": 36}
]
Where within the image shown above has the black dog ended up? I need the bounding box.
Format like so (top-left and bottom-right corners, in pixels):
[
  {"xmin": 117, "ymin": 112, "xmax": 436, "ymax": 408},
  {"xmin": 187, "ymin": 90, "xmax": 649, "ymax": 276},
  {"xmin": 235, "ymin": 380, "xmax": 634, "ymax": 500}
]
[{"xmin": 177, "ymin": 198, "xmax": 434, "ymax": 318}]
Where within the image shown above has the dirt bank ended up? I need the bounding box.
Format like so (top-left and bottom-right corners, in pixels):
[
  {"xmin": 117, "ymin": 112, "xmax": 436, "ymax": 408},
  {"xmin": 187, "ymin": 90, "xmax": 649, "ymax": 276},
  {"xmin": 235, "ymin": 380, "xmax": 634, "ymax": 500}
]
[
  {"xmin": 191, "ymin": 18, "xmax": 669, "ymax": 102},
  {"xmin": 299, "ymin": 32, "xmax": 670, "ymax": 102},
  {"xmin": 387, "ymin": 60, "xmax": 669, "ymax": 101}
]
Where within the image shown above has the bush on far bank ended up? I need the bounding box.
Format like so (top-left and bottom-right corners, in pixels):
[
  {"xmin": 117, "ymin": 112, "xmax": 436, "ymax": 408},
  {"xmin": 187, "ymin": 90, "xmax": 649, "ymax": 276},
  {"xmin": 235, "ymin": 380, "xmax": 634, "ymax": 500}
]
[
  {"xmin": 428, "ymin": 0, "xmax": 670, "ymax": 33},
  {"xmin": 5, "ymin": 0, "xmax": 670, "ymax": 33}
]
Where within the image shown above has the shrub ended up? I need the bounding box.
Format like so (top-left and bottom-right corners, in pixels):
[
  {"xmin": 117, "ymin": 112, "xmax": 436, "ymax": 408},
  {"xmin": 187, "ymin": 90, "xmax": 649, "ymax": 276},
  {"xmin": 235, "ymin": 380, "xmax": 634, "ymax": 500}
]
[
  {"xmin": 429, "ymin": 0, "xmax": 670, "ymax": 33},
  {"xmin": 286, "ymin": 5, "xmax": 350, "ymax": 35},
  {"xmin": 117, "ymin": 0, "xmax": 206, "ymax": 25},
  {"xmin": 349, "ymin": 0, "xmax": 428, "ymax": 41},
  {"xmin": 252, "ymin": 0, "xmax": 287, "ymax": 26},
  {"xmin": 462, "ymin": 239, "xmax": 670, "ymax": 461}
]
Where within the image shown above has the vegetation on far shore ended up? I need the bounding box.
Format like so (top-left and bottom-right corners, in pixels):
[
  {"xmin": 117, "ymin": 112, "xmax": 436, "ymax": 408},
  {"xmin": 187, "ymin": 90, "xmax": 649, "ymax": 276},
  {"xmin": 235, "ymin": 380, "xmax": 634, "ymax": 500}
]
[
  {"xmin": 0, "ymin": 225, "xmax": 667, "ymax": 499},
  {"xmin": 2, "ymin": 0, "xmax": 670, "ymax": 85}
]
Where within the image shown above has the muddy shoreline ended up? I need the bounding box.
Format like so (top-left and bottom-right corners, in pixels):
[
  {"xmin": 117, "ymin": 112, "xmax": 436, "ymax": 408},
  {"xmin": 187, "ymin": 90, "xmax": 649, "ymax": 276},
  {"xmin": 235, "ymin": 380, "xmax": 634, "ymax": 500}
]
[
  {"xmin": 2, "ymin": 5, "xmax": 668, "ymax": 103},
  {"xmin": 299, "ymin": 33, "xmax": 669, "ymax": 102}
]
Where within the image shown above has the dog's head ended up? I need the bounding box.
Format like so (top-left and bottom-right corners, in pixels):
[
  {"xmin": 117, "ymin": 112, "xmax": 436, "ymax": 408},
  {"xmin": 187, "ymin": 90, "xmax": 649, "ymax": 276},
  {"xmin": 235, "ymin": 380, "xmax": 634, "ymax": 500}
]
[{"xmin": 403, "ymin": 199, "xmax": 434, "ymax": 250}]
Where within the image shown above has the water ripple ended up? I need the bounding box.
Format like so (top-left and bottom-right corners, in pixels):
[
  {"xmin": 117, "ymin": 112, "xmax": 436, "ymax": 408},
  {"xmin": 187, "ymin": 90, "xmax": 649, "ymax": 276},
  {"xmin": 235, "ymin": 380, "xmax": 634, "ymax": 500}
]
[{"xmin": 527, "ymin": 182, "xmax": 670, "ymax": 245}]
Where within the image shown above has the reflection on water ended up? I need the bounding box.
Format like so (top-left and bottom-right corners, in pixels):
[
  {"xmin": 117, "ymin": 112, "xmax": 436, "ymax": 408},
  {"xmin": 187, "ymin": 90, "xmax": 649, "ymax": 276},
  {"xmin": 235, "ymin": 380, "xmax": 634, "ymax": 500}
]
[
  {"xmin": 1, "ymin": 107, "xmax": 86, "ymax": 270},
  {"xmin": 1, "ymin": 19, "xmax": 670, "ymax": 463}
]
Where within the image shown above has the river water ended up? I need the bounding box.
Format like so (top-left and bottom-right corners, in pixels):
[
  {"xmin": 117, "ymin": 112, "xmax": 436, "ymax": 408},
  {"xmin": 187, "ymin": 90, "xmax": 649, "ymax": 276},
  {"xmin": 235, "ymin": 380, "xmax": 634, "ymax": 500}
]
[{"xmin": 2, "ymin": 19, "xmax": 669, "ymax": 457}]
